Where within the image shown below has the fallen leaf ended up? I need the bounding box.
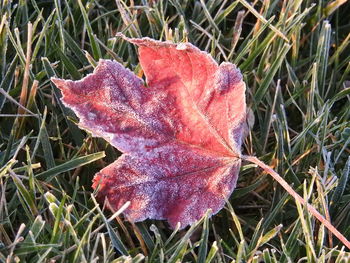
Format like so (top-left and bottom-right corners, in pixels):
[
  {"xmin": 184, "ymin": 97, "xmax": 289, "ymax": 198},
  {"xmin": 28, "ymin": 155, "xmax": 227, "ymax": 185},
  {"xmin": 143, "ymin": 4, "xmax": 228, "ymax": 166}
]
[
  {"xmin": 50, "ymin": 36, "xmax": 350, "ymax": 249},
  {"xmin": 52, "ymin": 35, "xmax": 246, "ymax": 228}
]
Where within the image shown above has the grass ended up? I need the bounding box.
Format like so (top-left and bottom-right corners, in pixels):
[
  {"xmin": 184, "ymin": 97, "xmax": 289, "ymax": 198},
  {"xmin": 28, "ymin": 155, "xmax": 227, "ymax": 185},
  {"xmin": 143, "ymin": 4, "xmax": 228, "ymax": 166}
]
[{"xmin": 1, "ymin": 0, "xmax": 350, "ymax": 262}]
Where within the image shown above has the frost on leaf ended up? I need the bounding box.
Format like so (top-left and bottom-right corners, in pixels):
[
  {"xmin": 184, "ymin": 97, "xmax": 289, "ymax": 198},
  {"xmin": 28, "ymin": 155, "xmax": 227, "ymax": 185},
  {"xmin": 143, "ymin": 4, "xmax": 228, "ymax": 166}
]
[{"xmin": 51, "ymin": 35, "xmax": 246, "ymax": 228}]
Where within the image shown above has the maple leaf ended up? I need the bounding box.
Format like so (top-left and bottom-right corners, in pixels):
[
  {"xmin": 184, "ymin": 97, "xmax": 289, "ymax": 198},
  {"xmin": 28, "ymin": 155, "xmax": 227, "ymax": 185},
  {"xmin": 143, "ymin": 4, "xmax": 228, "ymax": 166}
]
[
  {"xmin": 51, "ymin": 36, "xmax": 350, "ymax": 250},
  {"xmin": 52, "ymin": 35, "xmax": 246, "ymax": 228},
  {"xmin": 52, "ymin": 34, "xmax": 350, "ymax": 249}
]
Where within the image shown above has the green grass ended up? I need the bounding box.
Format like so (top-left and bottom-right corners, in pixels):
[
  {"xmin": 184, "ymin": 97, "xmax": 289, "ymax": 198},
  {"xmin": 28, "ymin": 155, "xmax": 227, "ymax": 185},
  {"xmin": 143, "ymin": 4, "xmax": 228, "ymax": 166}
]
[{"xmin": 1, "ymin": 0, "xmax": 350, "ymax": 262}]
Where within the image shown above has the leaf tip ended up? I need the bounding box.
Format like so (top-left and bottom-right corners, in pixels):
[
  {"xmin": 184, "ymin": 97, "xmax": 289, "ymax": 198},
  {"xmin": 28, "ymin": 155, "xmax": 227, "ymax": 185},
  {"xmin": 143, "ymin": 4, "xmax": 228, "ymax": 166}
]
[{"xmin": 51, "ymin": 77, "xmax": 67, "ymax": 89}]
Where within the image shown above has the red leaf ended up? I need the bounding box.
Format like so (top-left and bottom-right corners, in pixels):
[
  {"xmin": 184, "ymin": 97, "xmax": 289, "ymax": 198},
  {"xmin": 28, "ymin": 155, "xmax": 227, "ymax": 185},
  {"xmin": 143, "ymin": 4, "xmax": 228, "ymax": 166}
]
[{"xmin": 51, "ymin": 36, "xmax": 246, "ymax": 228}]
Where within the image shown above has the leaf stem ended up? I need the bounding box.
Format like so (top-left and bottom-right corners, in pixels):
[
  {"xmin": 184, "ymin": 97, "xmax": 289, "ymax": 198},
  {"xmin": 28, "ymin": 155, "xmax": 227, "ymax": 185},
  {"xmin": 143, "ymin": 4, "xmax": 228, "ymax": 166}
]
[{"xmin": 242, "ymin": 155, "xmax": 350, "ymax": 250}]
